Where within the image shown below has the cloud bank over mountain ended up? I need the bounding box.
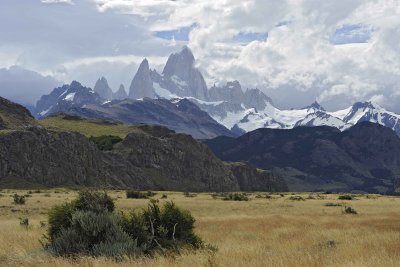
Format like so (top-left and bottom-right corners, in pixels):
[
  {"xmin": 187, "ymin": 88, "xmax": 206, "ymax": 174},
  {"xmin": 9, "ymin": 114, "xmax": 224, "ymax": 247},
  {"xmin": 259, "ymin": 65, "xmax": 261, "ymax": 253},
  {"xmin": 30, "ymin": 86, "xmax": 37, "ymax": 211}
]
[{"xmin": 1, "ymin": 0, "xmax": 400, "ymax": 112}]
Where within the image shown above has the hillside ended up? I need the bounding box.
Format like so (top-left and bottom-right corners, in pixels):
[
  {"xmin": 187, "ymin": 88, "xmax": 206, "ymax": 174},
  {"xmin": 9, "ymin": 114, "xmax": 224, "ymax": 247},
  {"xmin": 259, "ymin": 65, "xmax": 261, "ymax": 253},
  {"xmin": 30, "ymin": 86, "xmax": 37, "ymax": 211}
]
[
  {"xmin": 205, "ymin": 122, "xmax": 400, "ymax": 194},
  {"xmin": 0, "ymin": 96, "xmax": 287, "ymax": 191},
  {"xmin": 0, "ymin": 97, "xmax": 36, "ymax": 130}
]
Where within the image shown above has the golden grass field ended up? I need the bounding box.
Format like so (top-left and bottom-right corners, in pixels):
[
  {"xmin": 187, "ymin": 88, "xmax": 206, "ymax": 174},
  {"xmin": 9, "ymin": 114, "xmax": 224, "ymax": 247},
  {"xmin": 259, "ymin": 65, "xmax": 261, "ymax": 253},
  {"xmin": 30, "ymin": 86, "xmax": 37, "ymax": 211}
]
[{"xmin": 1, "ymin": 190, "xmax": 400, "ymax": 267}]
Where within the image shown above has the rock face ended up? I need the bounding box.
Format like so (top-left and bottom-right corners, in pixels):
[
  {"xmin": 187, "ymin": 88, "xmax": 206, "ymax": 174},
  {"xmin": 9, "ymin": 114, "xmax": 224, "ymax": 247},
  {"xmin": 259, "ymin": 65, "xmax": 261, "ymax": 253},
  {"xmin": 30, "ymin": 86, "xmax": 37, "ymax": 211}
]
[
  {"xmin": 205, "ymin": 122, "xmax": 400, "ymax": 194},
  {"xmin": 94, "ymin": 77, "xmax": 113, "ymax": 100},
  {"xmin": 228, "ymin": 162, "xmax": 288, "ymax": 192},
  {"xmin": 244, "ymin": 88, "xmax": 274, "ymax": 111},
  {"xmin": 0, "ymin": 97, "xmax": 36, "ymax": 129},
  {"xmin": 209, "ymin": 81, "xmax": 244, "ymax": 104},
  {"xmin": 0, "ymin": 98, "xmax": 288, "ymax": 191},
  {"xmin": 113, "ymin": 84, "xmax": 127, "ymax": 100},
  {"xmin": 160, "ymin": 46, "xmax": 209, "ymax": 100},
  {"xmin": 129, "ymin": 59, "xmax": 155, "ymax": 99}
]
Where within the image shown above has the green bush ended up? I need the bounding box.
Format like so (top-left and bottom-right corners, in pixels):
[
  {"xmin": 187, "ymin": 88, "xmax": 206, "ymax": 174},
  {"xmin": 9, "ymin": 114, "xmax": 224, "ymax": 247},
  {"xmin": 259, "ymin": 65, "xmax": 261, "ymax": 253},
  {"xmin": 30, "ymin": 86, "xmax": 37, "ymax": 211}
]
[
  {"xmin": 44, "ymin": 191, "xmax": 204, "ymax": 258},
  {"xmin": 325, "ymin": 202, "xmax": 342, "ymax": 207},
  {"xmin": 73, "ymin": 190, "xmax": 115, "ymax": 213},
  {"xmin": 122, "ymin": 202, "xmax": 202, "ymax": 252},
  {"xmin": 13, "ymin": 194, "xmax": 26, "ymax": 205},
  {"xmin": 126, "ymin": 190, "xmax": 156, "ymax": 199},
  {"xmin": 223, "ymin": 193, "xmax": 249, "ymax": 201},
  {"xmin": 183, "ymin": 192, "xmax": 197, "ymax": 198},
  {"xmin": 343, "ymin": 206, "xmax": 358, "ymax": 214},
  {"xmin": 288, "ymin": 196, "xmax": 305, "ymax": 201},
  {"xmin": 89, "ymin": 135, "xmax": 123, "ymax": 151},
  {"xmin": 48, "ymin": 211, "xmax": 139, "ymax": 258},
  {"xmin": 19, "ymin": 217, "xmax": 29, "ymax": 227},
  {"xmin": 338, "ymin": 195, "xmax": 353, "ymax": 200},
  {"xmin": 211, "ymin": 192, "xmax": 249, "ymax": 201}
]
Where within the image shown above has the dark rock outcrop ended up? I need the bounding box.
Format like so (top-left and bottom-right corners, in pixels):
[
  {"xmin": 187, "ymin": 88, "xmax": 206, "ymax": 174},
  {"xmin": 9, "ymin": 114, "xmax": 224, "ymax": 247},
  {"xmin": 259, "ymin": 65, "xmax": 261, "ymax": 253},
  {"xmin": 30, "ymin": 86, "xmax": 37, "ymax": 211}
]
[
  {"xmin": 0, "ymin": 125, "xmax": 286, "ymax": 191},
  {"xmin": 0, "ymin": 97, "xmax": 36, "ymax": 129}
]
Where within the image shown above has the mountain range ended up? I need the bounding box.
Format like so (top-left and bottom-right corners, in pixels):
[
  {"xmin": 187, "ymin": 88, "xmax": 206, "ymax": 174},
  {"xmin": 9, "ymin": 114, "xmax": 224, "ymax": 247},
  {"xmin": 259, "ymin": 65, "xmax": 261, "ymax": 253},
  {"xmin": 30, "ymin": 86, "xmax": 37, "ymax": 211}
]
[
  {"xmin": 205, "ymin": 122, "xmax": 400, "ymax": 194},
  {"xmin": 34, "ymin": 46, "xmax": 400, "ymax": 138}
]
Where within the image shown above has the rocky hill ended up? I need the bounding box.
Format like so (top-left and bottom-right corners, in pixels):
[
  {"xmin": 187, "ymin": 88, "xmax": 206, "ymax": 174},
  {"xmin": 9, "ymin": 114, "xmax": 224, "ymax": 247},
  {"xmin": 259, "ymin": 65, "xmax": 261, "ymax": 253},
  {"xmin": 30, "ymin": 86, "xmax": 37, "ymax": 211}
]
[
  {"xmin": 0, "ymin": 96, "xmax": 287, "ymax": 191},
  {"xmin": 205, "ymin": 122, "xmax": 400, "ymax": 194},
  {"xmin": 0, "ymin": 97, "xmax": 36, "ymax": 129}
]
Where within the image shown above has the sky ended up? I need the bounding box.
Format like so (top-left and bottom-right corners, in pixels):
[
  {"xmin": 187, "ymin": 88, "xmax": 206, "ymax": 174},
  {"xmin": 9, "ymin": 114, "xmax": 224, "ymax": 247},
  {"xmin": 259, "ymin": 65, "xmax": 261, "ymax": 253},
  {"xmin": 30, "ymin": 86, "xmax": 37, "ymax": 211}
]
[{"xmin": 1, "ymin": 0, "xmax": 400, "ymax": 112}]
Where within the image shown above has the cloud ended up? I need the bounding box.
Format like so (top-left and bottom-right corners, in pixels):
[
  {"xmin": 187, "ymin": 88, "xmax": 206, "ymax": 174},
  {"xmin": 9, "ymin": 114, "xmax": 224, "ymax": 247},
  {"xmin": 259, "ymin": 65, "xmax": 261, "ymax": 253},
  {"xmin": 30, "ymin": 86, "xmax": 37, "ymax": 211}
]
[
  {"xmin": 1, "ymin": 0, "xmax": 400, "ymax": 112},
  {"xmin": 41, "ymin": 0, "xmax": 74, "ymax": 4},
  {"xmin": 0, "ymin": 66, "xmax": 61, "ymax": 107}
]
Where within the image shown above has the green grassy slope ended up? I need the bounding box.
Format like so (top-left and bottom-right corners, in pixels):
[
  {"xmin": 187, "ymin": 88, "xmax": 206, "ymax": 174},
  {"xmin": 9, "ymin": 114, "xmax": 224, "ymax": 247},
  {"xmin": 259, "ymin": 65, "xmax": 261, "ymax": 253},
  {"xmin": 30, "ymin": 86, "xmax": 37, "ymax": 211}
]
[{"xmin": 39, "ymin": 115, "xmax": 140, "ymax": 138}]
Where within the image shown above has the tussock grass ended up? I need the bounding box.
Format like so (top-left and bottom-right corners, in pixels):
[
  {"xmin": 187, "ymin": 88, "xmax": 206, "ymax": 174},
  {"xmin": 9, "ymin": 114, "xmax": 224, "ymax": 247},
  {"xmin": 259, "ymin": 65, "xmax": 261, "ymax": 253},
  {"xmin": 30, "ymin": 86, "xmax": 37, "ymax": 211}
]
[
  {"xmin": 39, "ymin": 115, "xmax": 139, "ymax": 138},
  {"xmin": 1, "ymin": 190, "xmax": 400, "ymax": 266}
]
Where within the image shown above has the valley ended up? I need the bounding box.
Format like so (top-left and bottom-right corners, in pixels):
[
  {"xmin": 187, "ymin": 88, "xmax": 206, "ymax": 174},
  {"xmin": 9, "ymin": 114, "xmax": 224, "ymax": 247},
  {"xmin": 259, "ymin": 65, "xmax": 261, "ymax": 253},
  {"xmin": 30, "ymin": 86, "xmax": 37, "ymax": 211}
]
[{"xmin": 1, "ymin": 189, "xmax": 399, "ymax": 267}]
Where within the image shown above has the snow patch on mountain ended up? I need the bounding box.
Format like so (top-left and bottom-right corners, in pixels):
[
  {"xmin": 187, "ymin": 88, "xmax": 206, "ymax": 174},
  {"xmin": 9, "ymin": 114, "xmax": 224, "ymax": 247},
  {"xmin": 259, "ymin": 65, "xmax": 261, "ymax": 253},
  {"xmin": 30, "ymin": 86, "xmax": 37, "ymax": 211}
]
[{"xmin": 64, "ymin": 93, "xmax": 75, "ymax": 101}]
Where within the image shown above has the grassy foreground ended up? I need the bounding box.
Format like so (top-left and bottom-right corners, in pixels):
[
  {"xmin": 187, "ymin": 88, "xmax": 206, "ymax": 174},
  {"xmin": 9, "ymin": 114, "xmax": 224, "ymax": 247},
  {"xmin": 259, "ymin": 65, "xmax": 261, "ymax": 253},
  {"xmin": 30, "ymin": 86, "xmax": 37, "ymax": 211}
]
[{"xmin": 0, "ymin": 190, "xmax": 400, "ymax": 267}]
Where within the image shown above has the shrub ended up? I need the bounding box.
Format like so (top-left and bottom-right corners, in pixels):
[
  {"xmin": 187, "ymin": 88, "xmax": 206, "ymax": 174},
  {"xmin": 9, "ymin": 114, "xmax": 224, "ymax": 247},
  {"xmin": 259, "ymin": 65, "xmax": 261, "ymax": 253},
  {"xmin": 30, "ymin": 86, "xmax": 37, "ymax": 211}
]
[
  {"xmin": 89, "ymin": 135, "xmax": 123, "ymax": 151},
  {"xmin": 126, "ymin": 190, "xmax": 150, "ymax": 199},
  {"xmin": 48, "ymin": 211, "xmax": 139, "ymax": 258},
  {"xmin": 73, "ymin": 190, "xmax": 115, "ymax": 213},
  {"xmin": 223, "ymin": 193, "xmax": 249, "ymax": 201},
  {"xmin": 161, "ymin": 194, "xmax": 168, "ymax": 199},
  {"xmin": 122, "ymin": 202, "xmax": 203, "ymax": 252},
  {"xmin": 44, "ymin": 191, "xmax": 204, "ymax": 258},
  {"xmin": 325, "ymin": 203, "xmax": 342, "ymax": 207},
  {"xmin": 211, "ymin": 192, "xmax": 249, "ymax": 201},
  {"xmin": 288, "ymin": 196, "xmax": 305, "ymax": 201},
  {"xmin": 19, "ymin": 217, "xmax": 29, "ymax": 227},
  {"xmin": 147, "ymin": 191, "xmax": 157, "ymax": 197},
  {"xmin": 338, "ymin": 195, "xmax": 353, "ymax": 200},
  {"xmin": 183, "ymin": 192, "xmax": 197, "ymax": 198},
  {"xmin": 13, "ymin": 194, "xmax": 26, "ymax": 205},
  {"xmin": 343, "ymin": 206, "xmax": 358, "ymax": 214}
]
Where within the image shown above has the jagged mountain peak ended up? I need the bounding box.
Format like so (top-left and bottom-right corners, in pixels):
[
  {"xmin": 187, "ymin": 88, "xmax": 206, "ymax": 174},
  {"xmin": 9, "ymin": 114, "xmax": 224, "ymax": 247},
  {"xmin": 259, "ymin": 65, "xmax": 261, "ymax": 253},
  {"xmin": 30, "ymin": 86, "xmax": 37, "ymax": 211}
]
[
  {"xmin": 35, "ymin": 81, "xmax": 101, "ymax": 118},
  {"xmin": 94, "ymin": 76, "xmax": 113, "ymax": 100},
  {"xmin": 163, "ymin": 46, "xmax": 195, "ymax": 78},
  {"xmin": 113, "ymin": 84, "xmax": 128, "ymax": 100},
  {"xmin": 209, "ymin": 80, "xmax": 245, "ymax": 104},
  {"xmin": 70, "ymin": 80, "xmax": 84, "ymax": 88},
  {"xmin": 157, "ymin": 46, "xmax": 209, "ymax": 100},
  {"xmin": 139, "ymin": 58, "xmax": 150, "ymax": 69},
  {"xmin": 128, "ymin": 58, "xmax": 155, "ymax": 99},
  {"xmin": 304, "ymin": 101, "xmax": 326, "ymax": 111}
]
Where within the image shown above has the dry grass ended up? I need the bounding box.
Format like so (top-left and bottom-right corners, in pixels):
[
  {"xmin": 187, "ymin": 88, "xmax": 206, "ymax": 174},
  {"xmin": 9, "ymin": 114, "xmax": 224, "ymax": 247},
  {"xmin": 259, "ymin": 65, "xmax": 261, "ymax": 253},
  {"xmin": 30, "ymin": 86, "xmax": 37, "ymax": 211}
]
[{"xmin": 0, "ymin": 190, "xmax": 400, "ymax": 267}]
